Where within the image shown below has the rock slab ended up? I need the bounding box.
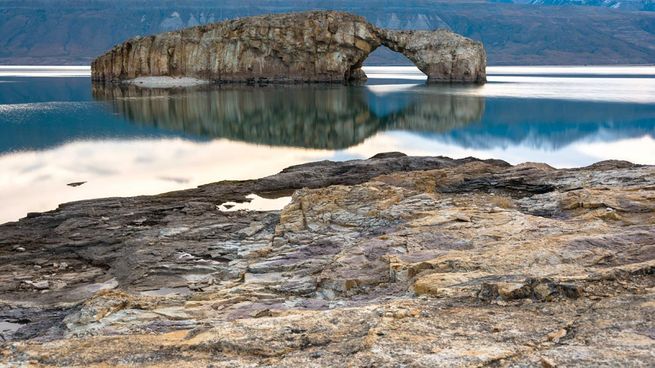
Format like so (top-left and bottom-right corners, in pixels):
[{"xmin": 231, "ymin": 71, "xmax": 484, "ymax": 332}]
[
  {"xmin": 0, "ymin": 153, "xmax": 654, "ymax": 366},
  {"xmin": 91, "ymin": 11, "xmax": 486, "ymax": 84}
]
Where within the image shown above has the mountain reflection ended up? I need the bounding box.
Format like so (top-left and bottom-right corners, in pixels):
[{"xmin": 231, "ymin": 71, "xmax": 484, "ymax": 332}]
[
  {"xmin": 433, "ymin": 98, "xmax": 655, "ymax": 150},
  {"xmin": 91, "ymin": 83, "xmax": 485, "ymax": 149}
]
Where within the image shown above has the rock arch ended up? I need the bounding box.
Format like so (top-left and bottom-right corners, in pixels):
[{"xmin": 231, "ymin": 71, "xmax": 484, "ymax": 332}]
[
  {"xmin": 92, "ymin": 11, "xmax": 486, "ymax": 84},
  {"xmin": 379, "ymin": 29, "xmax": 486, "ymax": 83}
]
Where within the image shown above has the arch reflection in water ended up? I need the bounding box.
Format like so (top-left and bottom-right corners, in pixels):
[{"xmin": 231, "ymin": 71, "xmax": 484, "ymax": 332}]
[
  {"xmin": 91, "ymin": 83, "xmax": 485, "ymax": 150},
  {"xmin": 92, "ymin": 82, "xmax": 655, "ymax": 152}
]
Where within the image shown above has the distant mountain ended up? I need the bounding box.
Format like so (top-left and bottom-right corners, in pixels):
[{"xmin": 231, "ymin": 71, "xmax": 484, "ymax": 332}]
[
  {"xmin": 516, "ymin": 0, "xmax": 654, "ymax": 12},
  {"xmin": 0, "ymin": 0, "xmax": 654, "ymax": 65}
]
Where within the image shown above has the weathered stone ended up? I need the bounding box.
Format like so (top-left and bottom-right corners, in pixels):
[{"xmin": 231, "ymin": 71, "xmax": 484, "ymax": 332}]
[
  {"xmin": 91, "ymin": 11, "xmax": 486, "ymax": 84},
  {"xmin": 1, "ymin": 154, "xmax": 653, "ymax": 366}
]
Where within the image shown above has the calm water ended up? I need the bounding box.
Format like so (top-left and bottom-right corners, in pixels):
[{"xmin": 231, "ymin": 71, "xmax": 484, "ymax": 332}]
[{"xmin": 1, "ymin": 66, "xmax": 654, "ymax": 223}]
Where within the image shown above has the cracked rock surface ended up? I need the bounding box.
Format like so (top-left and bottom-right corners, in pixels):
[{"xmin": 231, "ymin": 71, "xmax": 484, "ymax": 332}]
[{"xmin": 0, "ymin": 153, "xmax": 653, "ymax": 366}]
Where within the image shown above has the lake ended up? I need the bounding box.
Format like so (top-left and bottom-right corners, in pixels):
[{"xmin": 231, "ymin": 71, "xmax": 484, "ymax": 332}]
[{"xmin": 0, "ymin": 65, "xmax": 654, "ymax": 223}]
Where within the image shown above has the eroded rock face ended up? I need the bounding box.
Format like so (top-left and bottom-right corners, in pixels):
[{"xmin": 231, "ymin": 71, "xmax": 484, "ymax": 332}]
[
  {"xmin": 1, "ymin": 154, "xmax": 653, "ymax": 366},
  {"xmin": 91, "ymin": 11, "xmax": 487, "ymax": 84}
]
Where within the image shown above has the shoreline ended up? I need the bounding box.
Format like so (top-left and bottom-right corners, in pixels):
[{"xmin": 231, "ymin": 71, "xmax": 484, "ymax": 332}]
[{"xmin": 3, "ymin": 64, "xmax": 654, "ymax": 84}]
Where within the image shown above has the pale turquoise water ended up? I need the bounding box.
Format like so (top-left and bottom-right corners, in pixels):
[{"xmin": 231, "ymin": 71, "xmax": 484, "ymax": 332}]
[{"xmin": 0, "ymin": 66, "xmax": 654, "ymax": 222}]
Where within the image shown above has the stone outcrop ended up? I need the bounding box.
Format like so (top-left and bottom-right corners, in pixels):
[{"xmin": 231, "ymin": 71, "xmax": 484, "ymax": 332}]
[
  {"xmin": 91, "ymin": 11, "xmax": 487, "ymax": 84},
  {"xmin": 1, "ymin": 154, "xmax": 654, "ymax": 366}
]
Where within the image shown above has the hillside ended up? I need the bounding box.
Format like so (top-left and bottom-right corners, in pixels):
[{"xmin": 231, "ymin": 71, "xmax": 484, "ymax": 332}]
[{"xmin": 0, "ymin": 0, "xmax": 654, "ymax": 65}]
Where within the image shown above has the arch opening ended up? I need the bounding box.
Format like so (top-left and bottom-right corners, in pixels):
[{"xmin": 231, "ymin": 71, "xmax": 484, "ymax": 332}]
[
  {"xmin": 363, "ymin": 45, "xmax": 414, "ymax": 67},
  {"xmin": 353, "ymin": 45, "xmax": 428, "ymax": 83}
]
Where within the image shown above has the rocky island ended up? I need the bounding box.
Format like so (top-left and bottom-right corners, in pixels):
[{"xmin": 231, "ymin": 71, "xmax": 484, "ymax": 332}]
[
  {"xmin": 0, "ymin": 153, "xmax": 653, "ymax": 366},
  {"xmin": 91, "ymin": 11, "xmax": 486, "ymax": 84}
]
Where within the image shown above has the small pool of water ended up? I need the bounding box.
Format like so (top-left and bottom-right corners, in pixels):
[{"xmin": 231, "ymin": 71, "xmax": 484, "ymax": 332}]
[{"xmin": 218, "ymin": 194, "xmax": 293, "ymax": 212}]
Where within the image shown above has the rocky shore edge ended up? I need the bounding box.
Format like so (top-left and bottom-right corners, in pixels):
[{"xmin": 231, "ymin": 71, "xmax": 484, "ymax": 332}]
[{"xmin": 1, "ymin": 153, "xmax": 653, "ymax": 366}]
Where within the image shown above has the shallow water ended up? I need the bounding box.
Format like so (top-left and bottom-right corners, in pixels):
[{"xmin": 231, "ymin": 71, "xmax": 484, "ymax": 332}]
[{"xmin": 0, "ymin": 66, "xmax": 654, "ymax": 223}]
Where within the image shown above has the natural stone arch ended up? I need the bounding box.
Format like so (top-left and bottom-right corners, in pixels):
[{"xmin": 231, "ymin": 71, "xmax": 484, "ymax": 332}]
[
  {"xmin": 348, "ymin": 30, "xmax": 487, "ymax": 84},
  {"xmin": 379, "ymin": 29, "xmax": 486, "ymax": 83},
  {"xmin": 92, "ymin": 11, "xmax": 486, "ymax": 84}
]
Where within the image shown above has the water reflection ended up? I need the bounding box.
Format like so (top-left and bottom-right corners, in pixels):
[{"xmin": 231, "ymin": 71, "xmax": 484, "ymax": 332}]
[
  {"xmin": 92, "ymin": 83, "xmax": 485, "ymax": 149},
  {"xmin": 1, "ymin": 67, "xmax": 655, "ymax": 223},
  {"xmin": 433, "ymin": 97, "xmax": 655, "ymax": 150},
  {"xmin": 91, "ymin": 82, "xmax": 655, "ymax": 151}
]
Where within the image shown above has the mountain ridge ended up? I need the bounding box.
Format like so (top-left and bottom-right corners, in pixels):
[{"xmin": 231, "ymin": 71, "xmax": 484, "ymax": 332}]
[{"xmin": 1, "ymin": 0, "xmax": 654, "ymax": 65}]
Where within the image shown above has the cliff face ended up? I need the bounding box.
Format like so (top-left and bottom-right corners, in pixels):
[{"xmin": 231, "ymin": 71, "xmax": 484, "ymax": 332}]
[{"xmin": 91, "ymin": 11, "xmax": 487, "ymax": 84}]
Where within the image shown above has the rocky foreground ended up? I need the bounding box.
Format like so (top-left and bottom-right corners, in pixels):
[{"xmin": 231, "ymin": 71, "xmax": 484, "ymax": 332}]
[
  {"xmin": 0, "ymin": 153, "xmax": 654, "ymax": 367},
  {"xmin": 91, "ymin": 11, "xmax": 486, "ymax": 84}
]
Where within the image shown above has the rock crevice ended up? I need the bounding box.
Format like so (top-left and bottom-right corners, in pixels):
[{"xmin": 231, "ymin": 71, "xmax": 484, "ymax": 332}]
[{"xmin": 91, "ymin": 11, "xmax": 486, "ymax": 84}]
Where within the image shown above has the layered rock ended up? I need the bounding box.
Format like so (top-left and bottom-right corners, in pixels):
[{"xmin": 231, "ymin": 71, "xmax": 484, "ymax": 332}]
[
  {"xmin": 91, "ymin": 11, "xmax": 487, "ymax": 84},
  {"xmin": 1, "ymin": 154, "xmax": 654, "ymax": 366}
]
